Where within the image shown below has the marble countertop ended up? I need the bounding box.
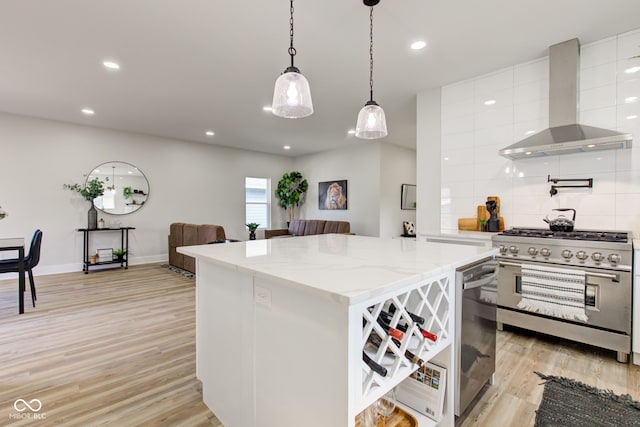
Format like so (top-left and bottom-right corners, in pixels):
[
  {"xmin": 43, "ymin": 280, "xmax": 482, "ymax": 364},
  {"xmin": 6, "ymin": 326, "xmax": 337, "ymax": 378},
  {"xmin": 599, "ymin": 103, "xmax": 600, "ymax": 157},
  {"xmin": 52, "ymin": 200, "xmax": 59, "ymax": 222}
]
[{"xmin": 178, "ymin": 234, "xmax": 496, "ymax": 304}]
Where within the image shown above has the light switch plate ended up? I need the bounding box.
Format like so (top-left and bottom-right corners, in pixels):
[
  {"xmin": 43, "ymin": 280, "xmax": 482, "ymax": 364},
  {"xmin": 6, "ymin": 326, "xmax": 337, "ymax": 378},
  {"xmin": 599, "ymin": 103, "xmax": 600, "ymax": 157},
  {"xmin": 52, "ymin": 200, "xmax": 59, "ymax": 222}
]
[{"xmin": 254, "ymin": 285, "xmax": 271, "ymax": 309}]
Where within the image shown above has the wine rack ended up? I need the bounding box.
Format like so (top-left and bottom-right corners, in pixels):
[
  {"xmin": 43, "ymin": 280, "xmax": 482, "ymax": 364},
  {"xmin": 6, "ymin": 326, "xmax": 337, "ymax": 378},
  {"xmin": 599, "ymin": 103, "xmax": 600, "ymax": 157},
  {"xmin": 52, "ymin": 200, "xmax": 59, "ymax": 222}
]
[{"xmin": 358, "ymin": 272, "xmax": 451, "ymax": 412}]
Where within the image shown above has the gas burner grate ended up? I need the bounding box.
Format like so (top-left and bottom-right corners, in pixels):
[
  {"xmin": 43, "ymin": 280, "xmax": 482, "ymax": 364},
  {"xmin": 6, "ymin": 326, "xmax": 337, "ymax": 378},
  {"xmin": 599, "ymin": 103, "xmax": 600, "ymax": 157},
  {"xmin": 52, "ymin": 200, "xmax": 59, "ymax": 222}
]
[{"xmin": 501, "ymin": 228, "xmax": 628, "ymax": 243}]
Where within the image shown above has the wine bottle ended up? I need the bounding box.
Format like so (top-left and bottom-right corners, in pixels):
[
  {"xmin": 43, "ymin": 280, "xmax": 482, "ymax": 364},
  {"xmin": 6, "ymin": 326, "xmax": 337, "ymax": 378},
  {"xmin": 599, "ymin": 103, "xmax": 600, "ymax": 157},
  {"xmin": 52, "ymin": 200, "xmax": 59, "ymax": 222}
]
[
  {"xmin": 378, "ymin": 311, "xmax": 437, "ymax": 342},
  {"xmin": 388, "ymin": 304, "xmax": 425, "ymax": 325},
  {"xmin": 362, "ymin": 351, "xmax": 387, "ymax": 377},
  {"xmin": 367, "ymin": 332, "xmax": 425, "ymax": 367},
  {"xmin": 376, "ymin": 317, "xmax": 404, "ymax": 340}
]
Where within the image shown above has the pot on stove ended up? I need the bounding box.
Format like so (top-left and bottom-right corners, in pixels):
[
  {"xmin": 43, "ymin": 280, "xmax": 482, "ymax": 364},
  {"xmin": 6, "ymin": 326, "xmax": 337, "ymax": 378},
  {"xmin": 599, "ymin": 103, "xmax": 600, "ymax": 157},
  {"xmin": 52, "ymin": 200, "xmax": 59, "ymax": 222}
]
[{"xmin": 543, "ymin": 208, "xmax": 576, "ymax": 232}]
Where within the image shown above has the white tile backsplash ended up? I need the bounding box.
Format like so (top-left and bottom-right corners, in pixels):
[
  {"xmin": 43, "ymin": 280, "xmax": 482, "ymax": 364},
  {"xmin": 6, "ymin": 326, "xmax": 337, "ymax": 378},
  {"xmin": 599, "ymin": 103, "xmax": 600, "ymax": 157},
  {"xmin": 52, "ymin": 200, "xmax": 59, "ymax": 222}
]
[
  {"xmin": 557, "ymin": 150, "xmax": 617, "ymax": 174},
  {"xmin": 514, "ymin": 99, "xmax": 548, "ymax": 123},
  {"xmin": 617, "ymin": 29, "xmax": 640, "ymax": 60},
  {"xmin": 442, "ymin": 131, "xmax": 474, "ymax": 151},
  {"xmin": 514, "ymin": 58, "xmax": 548, "ymax": 85},
  {"xmin": 579, "ymin": 106, "xmax": 617, "ymax": 128},
  {"xmin": 474, "ymin": 68, "xmax": 514, "ymax": 98},
  {"xmin": 441, "ymin": 80, "xmax": 475, "ymax": 106},
  {"xmin": 474, "ymin": 125, "xmax": 514, "ymax": 147},
  {"xmin": 580, "ymin": 84, "xmax": 617, "ymax": 111},
  {"xmin": 439, "ymin": 29, "xmax": 640, "ymax": 232},
  {"xmin": 580, "ymin": 37, "xmax": 617, "ymax": 69},
  {"xmin": 514, "ymin": 80, "xmax": 548, "ymax": 104},
  {"xmin": 581, "ymin": 62, "xmax": 616, "ymax": 90}
]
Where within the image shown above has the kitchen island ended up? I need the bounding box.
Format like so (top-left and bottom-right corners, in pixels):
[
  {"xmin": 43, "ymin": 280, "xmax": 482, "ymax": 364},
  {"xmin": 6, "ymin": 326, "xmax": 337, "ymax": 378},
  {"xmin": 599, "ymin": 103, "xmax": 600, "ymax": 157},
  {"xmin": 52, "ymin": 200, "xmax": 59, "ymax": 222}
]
[{"xmin": 178, "ymin": 234, "xmax": 496, "ymax": 427}]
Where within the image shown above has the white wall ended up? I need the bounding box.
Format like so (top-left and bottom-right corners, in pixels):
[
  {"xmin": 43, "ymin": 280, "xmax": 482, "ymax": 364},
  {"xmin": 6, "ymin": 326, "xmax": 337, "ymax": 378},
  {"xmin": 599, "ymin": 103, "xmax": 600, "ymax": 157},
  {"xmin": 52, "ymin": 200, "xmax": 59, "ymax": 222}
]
[
  {"xmin": 379, "ymin": 143, "xmax": 417, "ymax": 238},
  {"xmin": 0, "ymin": 112, "xmax": 293, "ymax": 274},
  {"xmin": 294, "ymin": 142, "xmax": 417, "ymax": 238},
  {"xmin": 294, "ymin": 142, "xmax": 382, "ymax": 236},
  {"xmin": 430, "ymin": 29, "xmax": 640, "ymax": 235}
]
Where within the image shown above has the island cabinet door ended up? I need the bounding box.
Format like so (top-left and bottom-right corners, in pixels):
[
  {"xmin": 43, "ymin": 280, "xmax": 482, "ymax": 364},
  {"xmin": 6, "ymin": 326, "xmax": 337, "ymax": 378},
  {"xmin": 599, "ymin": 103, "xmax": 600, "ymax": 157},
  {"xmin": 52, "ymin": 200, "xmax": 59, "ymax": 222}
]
[
  {"xmin": 196, "ymin": 260, "xmax": 256, "ymax": 427},
  {"xmin": 253, "ymin": 276, "xmax": 351, "ymax": 427}
]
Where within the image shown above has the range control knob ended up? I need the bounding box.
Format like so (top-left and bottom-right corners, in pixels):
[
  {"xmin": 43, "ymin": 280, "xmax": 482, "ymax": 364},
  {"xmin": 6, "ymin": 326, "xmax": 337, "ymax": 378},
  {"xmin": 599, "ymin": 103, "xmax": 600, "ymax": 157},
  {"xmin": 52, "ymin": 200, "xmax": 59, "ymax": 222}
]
[
  {"xmin": 528, "ymin": 247, "xmax": 538, "ymax": 256},
  {"xmin": 540, "ymin": 248, "xmax": 551, "ymax": 257},
  {"xmin": 576, "ymin": 250, "xmax": 588, "ymax": 261},
  {"xmin": 499, "ymin": 245, "xmax": 508, "ymax": 254},
  {"xmin": 591, "ymin": 252, "xmax": 604, "ymax": 262},
  {"xmin": 608, "ymin": 253, "xmax": 621, "ymax": 264},
  {"xmin": 509, "ymin": 246, "xmax": 519, "ymax": 254},
  {"xmin": 561, "ymin": 250, "xmax": 573, "ymax": 259}
]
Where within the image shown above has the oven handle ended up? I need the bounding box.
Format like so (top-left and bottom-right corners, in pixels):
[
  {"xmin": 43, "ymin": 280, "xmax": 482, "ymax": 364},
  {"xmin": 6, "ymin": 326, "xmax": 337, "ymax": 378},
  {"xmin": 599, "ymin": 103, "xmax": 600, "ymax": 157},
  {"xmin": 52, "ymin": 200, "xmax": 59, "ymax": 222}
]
[
  {"xmin": 498, "ymin": 261, "xmax": 523, "ymax": 268},
  {"xmin": 586, "ymin": 272, "xmax": 619, "ymax": 282},
  {"xmin": 498, "ymin": 261, "xmax": 620, "ymax": 282}
]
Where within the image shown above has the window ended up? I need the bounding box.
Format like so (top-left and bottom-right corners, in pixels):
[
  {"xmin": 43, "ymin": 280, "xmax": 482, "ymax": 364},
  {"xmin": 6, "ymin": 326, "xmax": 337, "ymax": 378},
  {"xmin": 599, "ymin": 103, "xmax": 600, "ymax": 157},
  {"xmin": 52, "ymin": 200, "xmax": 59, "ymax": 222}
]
[{"xmin": 245, "ymin": 177, "xmax": 270, "ymax": 229}]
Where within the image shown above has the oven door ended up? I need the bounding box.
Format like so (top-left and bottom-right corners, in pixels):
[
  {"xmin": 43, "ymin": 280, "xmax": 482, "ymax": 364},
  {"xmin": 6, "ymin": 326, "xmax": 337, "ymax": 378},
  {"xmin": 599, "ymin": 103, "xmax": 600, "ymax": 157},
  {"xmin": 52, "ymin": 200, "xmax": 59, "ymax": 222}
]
[{"xmin": 497, "ymin": 259, "xmax": 631, "ymax": 333}]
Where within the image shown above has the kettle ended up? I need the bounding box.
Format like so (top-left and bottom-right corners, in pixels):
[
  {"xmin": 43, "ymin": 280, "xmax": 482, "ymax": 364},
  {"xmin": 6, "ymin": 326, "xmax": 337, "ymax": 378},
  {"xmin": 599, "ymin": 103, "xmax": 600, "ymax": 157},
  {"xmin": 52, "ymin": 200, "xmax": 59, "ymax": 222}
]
[{"xmin": 543, "ymin": 208, "xmax": 576, "ymax": 232}]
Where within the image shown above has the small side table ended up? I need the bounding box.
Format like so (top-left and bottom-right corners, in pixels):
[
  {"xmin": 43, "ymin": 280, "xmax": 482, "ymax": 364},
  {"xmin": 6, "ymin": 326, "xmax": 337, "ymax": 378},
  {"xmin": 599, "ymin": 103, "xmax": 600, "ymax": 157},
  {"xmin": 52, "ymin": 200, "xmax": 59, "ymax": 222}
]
[{"xmin": 77, "ymin": 227, "xmax": 135, "ymax": 274}]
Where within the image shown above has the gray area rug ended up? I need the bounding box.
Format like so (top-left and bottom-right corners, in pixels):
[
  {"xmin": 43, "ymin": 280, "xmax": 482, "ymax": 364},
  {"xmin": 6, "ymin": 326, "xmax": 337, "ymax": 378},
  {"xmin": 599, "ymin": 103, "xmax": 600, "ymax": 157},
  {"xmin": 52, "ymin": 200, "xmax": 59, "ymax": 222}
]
[
  {"xmin": 535, "ymin": 372, "xmax": 640, "ymax": 426},
  {"xmin": 161, "ymin": 263, "xmax": 195, "ymax": 279}
]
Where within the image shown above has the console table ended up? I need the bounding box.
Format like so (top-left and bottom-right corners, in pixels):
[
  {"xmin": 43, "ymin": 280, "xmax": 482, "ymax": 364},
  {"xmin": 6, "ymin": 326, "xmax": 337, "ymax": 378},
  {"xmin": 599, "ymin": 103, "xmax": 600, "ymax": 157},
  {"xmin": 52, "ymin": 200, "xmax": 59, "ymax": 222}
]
[{"xmin": 77, "ymin": 227, "xmax": 134, "ymax": 274}]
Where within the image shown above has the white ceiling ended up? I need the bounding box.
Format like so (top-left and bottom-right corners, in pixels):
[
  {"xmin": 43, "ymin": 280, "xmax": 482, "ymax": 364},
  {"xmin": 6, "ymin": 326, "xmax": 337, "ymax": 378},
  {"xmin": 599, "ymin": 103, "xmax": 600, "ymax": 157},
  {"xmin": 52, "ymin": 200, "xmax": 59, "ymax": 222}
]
[{"xmin": 2, "ymin": 1, "xmax": 640, "ymax": 156}]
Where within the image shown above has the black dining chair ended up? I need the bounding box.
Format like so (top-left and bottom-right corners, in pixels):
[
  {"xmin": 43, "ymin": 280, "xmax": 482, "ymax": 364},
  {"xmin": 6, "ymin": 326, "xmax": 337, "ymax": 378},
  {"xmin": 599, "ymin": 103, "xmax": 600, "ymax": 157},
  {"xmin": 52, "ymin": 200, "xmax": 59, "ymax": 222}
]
[{"xmin": 0, "ymin": 229, "xmax": 43, "ymax": 307}]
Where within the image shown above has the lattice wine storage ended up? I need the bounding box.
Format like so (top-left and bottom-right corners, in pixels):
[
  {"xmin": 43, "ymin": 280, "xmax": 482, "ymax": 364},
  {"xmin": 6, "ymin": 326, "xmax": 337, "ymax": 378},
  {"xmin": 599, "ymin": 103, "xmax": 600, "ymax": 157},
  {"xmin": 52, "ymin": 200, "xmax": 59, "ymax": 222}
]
[{"xmin": 358, "ymin": 273, "xmax": 451, "ymax": 410}]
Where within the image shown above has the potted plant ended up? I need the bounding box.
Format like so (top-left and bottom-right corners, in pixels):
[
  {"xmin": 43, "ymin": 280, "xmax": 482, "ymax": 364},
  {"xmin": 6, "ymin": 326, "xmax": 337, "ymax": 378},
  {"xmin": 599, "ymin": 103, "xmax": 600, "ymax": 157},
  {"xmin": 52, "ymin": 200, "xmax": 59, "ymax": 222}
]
[
  {"xmin": 0, "ymin": 205, "xmax": 7, "ymax": 220},
  {"xmin": 246, "ymin": 223, "xmax": 259, "ymax": 240},
  {"xmin": 64, "ymin": 177, "xmax": 106, "ymax": 229},
  {"xmin": 112, "ymin": 248, "xmax": 127, "ymax": 262},
  {"xmin": 275, "ymin": 171, "xmax": 308, "ymax": 223},
  {"xmin": 123, "ymin": 186, "xmax": 133, "ymax": 199}
]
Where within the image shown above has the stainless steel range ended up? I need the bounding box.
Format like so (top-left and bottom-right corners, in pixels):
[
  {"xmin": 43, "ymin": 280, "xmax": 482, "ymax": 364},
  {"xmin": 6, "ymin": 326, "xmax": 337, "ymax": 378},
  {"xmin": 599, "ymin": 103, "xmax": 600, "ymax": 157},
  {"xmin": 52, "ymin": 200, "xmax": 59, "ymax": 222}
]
[{"xmin": 492, "ymin": 228, "xmax": 633, "ymax": 362}]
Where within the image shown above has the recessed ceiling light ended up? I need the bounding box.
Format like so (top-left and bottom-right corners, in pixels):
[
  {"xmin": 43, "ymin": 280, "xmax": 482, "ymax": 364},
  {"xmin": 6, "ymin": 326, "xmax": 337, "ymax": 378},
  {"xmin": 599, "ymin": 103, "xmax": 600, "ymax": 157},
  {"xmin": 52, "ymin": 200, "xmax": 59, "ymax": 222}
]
[
  {"xmin": 627, "ymin": 115, "xmax": 638, "ymax": 120},
  {"xmin": 484, "ymin": 99, "xmax": 496, "ymax": 106},
  {"xmin": 624, "ymin": 66, "xmax": 640, "ymax": 74},
  {"xmin": 347, "ymin": 129, "xmax": 356, "ymax": 135},
  {"xmin": 103, "ymin": 61, "xmax": 120, "ymax": 70},
  {"xmin": 587, "ymin": 144, "xmax": 596, "ymax": 148},
  {"xmin": 525, "ymin": 151, "xmax": 532, "ymax": 155},
  {"xmin": 525, "ymin": 130, "xmax": 535, "ymax": 135},
  {"xmin": 518, "ymin": 172, "xmax": 524, "ymax": 178},
  {"xmin": 443, "ymin": 157, "xmax": 449, "ymax": 161},
  {"xmin": 625, "ymin": 96, "xmax": 638, "ymax": 103},
  {"xmin": 283, "ymin": 145, "xmax": 291, "ymax": 150},
  {"xmin": 81, "ymin": 108, "xmax": 95, "ymax": 115},
  {"xmin": 263, "ymin": 106, "xmax": 273, "ymax": 112},
  {"xmin": 205, "ymin": 130, "xmax": 215, "ymax": 136},
  {"xmin": 410, "ymin": 41, "xmax": 426, "ymax": 50},
  {"xmin": 127, "ymin": 171, "xmax": 133, "ymax": 174}
]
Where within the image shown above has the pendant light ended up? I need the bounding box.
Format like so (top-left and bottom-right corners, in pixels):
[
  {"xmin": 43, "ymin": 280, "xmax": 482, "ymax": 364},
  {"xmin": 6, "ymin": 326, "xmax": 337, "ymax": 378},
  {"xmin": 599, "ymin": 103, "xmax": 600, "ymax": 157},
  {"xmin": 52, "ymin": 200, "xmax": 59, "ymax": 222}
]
[
  {"xmin": 355, "ymin": 0, "xmax": 387, "ymax": 139},
  {"xmin": 272, "ymin": 0, "xmax": 313, "ymax": 119}
]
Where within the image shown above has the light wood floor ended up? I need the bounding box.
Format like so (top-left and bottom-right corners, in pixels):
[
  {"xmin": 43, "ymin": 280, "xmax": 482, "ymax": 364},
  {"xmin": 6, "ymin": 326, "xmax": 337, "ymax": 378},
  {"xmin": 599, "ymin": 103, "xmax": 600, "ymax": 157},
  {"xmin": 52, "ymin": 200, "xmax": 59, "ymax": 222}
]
[{"xmin": 1, "ymin": 264, "xmax": 639, "ymax": 426}]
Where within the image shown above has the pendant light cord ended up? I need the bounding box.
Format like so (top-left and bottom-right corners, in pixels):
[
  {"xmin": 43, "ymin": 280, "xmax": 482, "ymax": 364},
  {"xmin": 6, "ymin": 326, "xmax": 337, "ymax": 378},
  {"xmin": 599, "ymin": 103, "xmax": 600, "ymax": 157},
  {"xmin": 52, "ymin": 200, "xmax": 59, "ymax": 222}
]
[
  {"xmin": 369, "ymin": 6, "xmax": 374, "ymax": 102},
  {"xmin": 288, "ymin": 0, "xmax": 296, "ymax": 68}
]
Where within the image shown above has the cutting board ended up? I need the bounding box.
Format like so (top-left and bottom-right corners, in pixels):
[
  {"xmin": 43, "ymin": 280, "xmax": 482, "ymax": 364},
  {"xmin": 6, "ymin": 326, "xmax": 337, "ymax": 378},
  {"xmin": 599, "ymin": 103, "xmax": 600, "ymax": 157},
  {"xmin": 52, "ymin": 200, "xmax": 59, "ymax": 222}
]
[
  {"xmin": 458, "ymin": 218, "xmax": 479, "ymax": 231},
  {"xmin": 477, "ymin": 205, "xmax": 490, "ymax": 221}
]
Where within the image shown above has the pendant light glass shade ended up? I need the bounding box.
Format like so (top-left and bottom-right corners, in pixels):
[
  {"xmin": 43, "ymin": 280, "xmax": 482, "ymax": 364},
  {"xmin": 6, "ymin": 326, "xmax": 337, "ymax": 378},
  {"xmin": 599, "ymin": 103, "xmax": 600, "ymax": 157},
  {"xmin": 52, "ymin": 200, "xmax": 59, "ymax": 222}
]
[
  {"xmin": 356, "ymin": 0, "xmax": 387, "ymax": 139},
  {"xmin": 355, "ymin": 100, "xmax": 387, "ymax": 139},
  {"xmin": 271, "ymin": 0, "xmax": 313, "ymax": 119},
  {"xmin": 272, "ymin": 66, "xmax": 313, "ymax": 118}
]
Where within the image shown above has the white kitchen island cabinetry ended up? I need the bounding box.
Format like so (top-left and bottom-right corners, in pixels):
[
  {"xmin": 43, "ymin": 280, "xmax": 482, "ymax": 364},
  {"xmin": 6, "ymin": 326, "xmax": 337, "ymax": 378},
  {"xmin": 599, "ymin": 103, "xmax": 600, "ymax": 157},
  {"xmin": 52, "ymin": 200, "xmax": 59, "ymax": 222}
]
[
  {"xmin": 178, "ymin": 234, "xmax": 495, "ymax": 427},
  {"xmin": 633, "ymin": 240, "xmax": 639, "ymax": 365}
]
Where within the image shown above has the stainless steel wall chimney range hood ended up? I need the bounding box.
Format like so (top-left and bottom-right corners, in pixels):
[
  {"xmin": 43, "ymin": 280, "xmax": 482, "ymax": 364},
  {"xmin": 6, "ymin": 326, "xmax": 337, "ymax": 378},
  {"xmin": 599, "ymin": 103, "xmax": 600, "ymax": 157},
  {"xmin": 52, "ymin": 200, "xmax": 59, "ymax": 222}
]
[{"xmin": 499, "ymin": 38, "xmax": 632, "ymax": 159}]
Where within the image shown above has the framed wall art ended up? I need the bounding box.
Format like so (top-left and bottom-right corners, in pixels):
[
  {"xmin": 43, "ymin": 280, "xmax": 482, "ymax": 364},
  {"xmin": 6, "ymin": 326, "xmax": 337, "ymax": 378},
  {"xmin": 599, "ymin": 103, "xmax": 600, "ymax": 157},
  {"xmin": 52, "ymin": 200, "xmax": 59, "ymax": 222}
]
[{"xmin": 318, "ymin": 180, "xmax": 348, "ymax": 210}]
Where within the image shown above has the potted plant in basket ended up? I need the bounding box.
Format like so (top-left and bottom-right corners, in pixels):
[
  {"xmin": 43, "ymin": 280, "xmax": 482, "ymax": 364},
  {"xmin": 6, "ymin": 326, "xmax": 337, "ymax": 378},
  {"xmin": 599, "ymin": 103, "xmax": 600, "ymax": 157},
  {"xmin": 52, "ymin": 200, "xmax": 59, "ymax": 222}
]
[
  {"xmin": 246, "ymin": 223, "xmax": 259, "ymax": 241},
  {"xmin": 63, "ymin": 177, "xmax": 106, "ymax": 229},
  {"xmin": 112, "ymin": 248, "xmax": 127, "ymax": 262},
  {"xmin": 275, "ymin": 171, "xmax": 308, "ymax": 224}
]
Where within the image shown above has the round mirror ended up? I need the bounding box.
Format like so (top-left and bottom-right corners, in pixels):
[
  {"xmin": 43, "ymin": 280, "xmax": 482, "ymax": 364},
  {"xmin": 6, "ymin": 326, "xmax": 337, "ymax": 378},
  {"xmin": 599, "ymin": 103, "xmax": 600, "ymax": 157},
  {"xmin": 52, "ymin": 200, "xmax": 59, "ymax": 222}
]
[{"xmin": 86, "ymin": 161, "xmax": 149, "ymax": 215}]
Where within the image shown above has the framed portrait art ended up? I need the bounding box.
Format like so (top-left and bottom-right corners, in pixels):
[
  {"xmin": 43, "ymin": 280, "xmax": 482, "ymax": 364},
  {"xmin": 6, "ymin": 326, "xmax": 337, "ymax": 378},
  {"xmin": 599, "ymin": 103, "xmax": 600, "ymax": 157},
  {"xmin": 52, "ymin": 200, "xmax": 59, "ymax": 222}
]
[{"xmin": 318, "ymin": 180, "xmax": 347, "ymax": 210}]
